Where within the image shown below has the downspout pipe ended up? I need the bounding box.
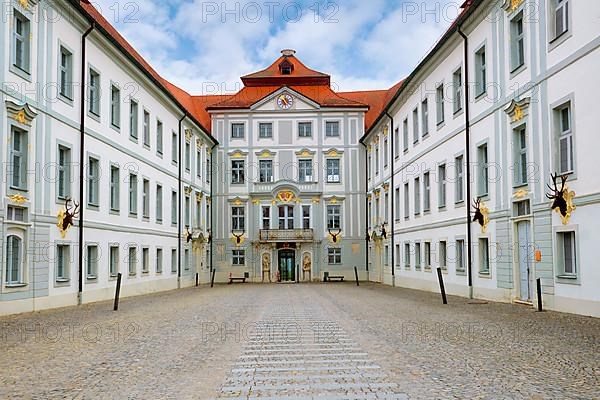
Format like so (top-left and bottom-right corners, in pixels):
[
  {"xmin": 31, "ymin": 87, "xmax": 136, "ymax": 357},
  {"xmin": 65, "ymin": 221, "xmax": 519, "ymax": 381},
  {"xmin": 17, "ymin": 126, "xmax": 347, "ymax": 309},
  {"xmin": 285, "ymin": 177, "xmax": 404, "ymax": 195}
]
[
  {"xmin": 177, "ymin": 114, "xmax": 186, "ymax": 288},
  {"xmin": 385, "ymin": 111, "xmax": 395, "ymax": 286},
  {"xmin": 209, "ymin": 142, "xmax": 217, "ymax": 275},
  {"xmin": 78, "ymin": 23, "xmax": 95, "ymax": 305},
  {"xmin": 458, "ymin": 26, "xmax": 474, "ymax": 299},
  {"xmin": 361, "ymin": 141, "xmax": 369, "ymax": 277}
]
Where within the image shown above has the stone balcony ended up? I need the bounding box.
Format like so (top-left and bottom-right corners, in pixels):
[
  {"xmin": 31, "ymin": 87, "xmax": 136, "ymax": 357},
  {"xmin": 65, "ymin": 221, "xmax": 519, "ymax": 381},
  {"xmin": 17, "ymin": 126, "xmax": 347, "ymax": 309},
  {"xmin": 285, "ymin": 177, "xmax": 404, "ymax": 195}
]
[
  {"xmin": 252, "ymin": 180, "xmax": 320, "ymax": 194},
  {"xmin": 259, "ymin": 229, "xmax": 314, "ymax": 242}
]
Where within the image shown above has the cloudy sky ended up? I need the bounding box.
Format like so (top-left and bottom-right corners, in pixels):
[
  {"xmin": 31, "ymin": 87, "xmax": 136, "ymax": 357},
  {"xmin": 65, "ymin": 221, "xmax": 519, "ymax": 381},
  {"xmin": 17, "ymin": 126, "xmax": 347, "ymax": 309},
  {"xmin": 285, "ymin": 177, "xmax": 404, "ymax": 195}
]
[{"xmin": 90, "ymin": 0, "xmax": 462, "ymax": 94}]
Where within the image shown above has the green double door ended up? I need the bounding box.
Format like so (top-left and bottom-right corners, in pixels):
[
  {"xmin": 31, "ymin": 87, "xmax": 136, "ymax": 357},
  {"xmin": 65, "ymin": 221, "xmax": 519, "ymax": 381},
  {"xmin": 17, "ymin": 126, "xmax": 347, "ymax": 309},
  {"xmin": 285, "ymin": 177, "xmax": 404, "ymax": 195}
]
[{"xmin": 279, "ymin": 250, "xmax": 295, "ymax": 282}]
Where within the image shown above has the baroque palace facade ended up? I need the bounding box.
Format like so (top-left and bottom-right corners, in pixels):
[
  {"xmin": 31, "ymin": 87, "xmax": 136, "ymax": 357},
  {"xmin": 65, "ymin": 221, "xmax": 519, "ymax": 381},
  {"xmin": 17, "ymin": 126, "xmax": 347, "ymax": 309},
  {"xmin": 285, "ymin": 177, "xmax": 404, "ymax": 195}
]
[{"xmin": 1, "ymin": 0, "xmax": 598, "ymax": 317}]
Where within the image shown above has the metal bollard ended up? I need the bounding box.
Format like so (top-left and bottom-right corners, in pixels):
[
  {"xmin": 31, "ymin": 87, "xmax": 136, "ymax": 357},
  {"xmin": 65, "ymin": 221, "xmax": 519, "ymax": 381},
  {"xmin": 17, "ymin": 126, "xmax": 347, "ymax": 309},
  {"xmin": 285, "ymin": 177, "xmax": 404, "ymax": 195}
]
[
  {"xmin": 195, "ymin": 272, "xmax": 199, "ymax": 287},
  {"xmin": 354, "ymin": 266, "xmax": 359, "ymax": 286},
  {"xmin": 536, "ymin": 278, "xmax": 543, "ymax": 312},
  {"xmin": 436, "ymin": 267, "xmax": 447, "ymax": 305},
  {"xmin": 211, "ymin": 269, "xmax": 216, "ymax": 288},
  {"xmin": 113, "ymin": 272, "xmax": 122, "ymax": 311}
]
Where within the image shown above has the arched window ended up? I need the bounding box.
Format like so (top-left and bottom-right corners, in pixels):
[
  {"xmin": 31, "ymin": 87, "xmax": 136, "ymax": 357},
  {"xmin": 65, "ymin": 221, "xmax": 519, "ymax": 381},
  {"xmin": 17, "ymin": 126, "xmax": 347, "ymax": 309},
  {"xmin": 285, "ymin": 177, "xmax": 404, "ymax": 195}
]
[{"xmin": 6, "ymin": 235, "xmax": 23, "ymax": 284}]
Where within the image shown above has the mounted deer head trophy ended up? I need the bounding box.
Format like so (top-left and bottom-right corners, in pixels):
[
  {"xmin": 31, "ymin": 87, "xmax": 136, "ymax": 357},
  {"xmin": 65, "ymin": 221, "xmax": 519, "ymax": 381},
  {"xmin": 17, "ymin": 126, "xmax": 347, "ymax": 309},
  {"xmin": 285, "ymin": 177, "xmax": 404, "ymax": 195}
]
[
  {"xmin": 231, "ymin": 230, "xmax": 245, "ymax": 245},
  {"xmin": 185, "ymin": 228, "xmax": 193, "ymax": 243},
  {"xmin": 380, "ymin": 223, "xmax": 387, "ymax": 239},
  {"xmin": 546, "ymin": 173, "xmax": 576, "ymax": 224},
  {"xmin": 328, "ymin": 227, "xmax": 342, "ymax": 244},
  {"xmin": 365, "ymin": 230, "xmax": 371, "ymax": 242},
  {"xmin": 472, "ymin": 197, "xmax": 489, "ymax": 233},
  {"xmin": 207, "ymin": 229, "xmax": 212, "ymax": 243},
  {"xmin": 57, "ymin": 198, "xmax": 79, "ymax": 238}
]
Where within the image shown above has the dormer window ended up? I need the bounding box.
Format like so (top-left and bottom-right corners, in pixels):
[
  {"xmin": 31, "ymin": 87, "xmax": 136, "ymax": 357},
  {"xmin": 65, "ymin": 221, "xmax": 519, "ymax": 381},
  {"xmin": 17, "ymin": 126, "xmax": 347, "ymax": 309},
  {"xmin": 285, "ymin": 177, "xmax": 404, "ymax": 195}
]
[{"xmin": 279, "ymin": 60, "xmax": 293, "ymax": 75}]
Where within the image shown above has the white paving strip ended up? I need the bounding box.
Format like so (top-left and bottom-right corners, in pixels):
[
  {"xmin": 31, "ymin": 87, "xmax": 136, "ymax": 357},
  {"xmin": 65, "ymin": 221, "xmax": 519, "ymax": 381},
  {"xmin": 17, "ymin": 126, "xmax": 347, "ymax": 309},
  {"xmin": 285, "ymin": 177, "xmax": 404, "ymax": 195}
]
[{"xmin": 215, "ymin": 294, "xmax": 408, "ymax": 399}]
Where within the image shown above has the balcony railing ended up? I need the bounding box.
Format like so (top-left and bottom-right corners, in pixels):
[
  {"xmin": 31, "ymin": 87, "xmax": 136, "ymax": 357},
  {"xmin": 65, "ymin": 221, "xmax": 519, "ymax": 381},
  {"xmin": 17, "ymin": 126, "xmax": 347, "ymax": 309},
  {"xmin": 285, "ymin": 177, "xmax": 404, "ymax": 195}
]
[{"xmin": 259, "ymin": 229, "xmax": 314, "ymax": 242}]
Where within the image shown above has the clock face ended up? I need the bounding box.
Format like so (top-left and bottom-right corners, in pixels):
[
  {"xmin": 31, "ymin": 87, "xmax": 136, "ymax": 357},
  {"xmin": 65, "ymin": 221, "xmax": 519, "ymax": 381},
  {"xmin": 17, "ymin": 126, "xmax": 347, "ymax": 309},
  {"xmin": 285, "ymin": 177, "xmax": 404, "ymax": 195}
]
[{"xmin": 277, "ymin": 94, "xmax": 294, "ymax": 110}]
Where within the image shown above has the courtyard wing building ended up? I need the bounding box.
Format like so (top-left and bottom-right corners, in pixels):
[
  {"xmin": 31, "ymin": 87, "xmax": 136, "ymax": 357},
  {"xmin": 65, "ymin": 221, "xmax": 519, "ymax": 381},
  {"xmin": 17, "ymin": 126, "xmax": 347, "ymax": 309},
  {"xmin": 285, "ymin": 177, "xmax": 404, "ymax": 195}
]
[{"xmin": 1, "ymin": 0, "xmax": 599, "ymax": 317}]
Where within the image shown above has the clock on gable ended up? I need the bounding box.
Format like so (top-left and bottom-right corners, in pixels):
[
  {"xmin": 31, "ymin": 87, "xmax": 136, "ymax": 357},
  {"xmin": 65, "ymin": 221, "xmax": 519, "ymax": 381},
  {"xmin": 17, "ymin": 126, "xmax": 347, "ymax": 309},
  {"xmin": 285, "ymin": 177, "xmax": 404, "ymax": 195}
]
[{"xmin": 277, "ymin": 94, "xmax": 294, "ymax": 110}]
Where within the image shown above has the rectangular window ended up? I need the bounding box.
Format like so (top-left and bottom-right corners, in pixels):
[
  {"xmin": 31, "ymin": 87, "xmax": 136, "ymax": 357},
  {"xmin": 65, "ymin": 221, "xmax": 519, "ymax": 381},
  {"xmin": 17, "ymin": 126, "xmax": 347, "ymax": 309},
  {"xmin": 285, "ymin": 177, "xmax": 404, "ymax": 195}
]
[
  {"xmin": 395, "ymin": 187, "xmax": 400, "ymax": 221},
  {"xmin": 383, "ymin": 138, "xmax": 388, "ymax": 168},
  {"xmin": 439, "ymin": 241, "xmax": 447, "ymax": 270},
  {"xmin": 185, "ymin": 196, "xmax": 190, "ymax": 227},
  {"xmin": 259, "ymin": 160, "xmax": 273, "ymax": 183},
  {"xmin": 328, "ymin": 248, "xmax": 342, "ymax": 264},
  {"xmin": 510, "ymin": 12, "xmax": 525, "ymax": 71},
  {"xmin": 143, "ymin": 110, "xmax": 150, "ymax": 147},
  {"xmin": 298, "ymin": 122, "xmax": 312, "ymax": 137},
  {"xmin": 403, "ymin": 118, "xmax": 409, "ymax": 152},
  {"xmin": 414, "ymin": 177, "xmax": 421, "ymax": 215},
  {"xmin": 231, "ymin": 206, "xmax": 245, "ymax": 230},
  {"xmin": 129, "ymin": 100, "xmax": 138, "ymax": 139},
  {"xmin": 404, "ymin": 182, "xmax": 410, "ymax": 220},
  {"xmin": 142, "ymin": 247, "xmax": 149, "ymax": 273},
  {"xmin": 421, "ymin": 99, "xmax": 429, "ymax": 137},
  {"xmin": 109, "ymin": 246, "xmax": 119, "ymax": 277},
  {"xmin": 455, "ymin": 155, "xmax": 464, "ymax": 203},
  {"xmin": 423, "ymin": 172, "xmax": 431, "ymax": 212},
  {"xmin": 404, "ymin": 243, "xmax": 411, "ymax": 269},
  {"xmin": 557, "ymin": 231, "xmax": 576, "ymax": 276},
  {"xmin": 185, "ymin": 141, "xmax": 191, "ymax": 171},
  {"xmin": 110, "ymin": 165, "xmax": 120, "ymax": 211},
  {"xmin": 554, "ymin": 0, "xmax": 569, "ymax": 39},
  {"xmin": 438, "ymin": 164, "xmax": 446, "ymax": 208},
  {"xmin": 436, "ymin": 84, "xmax": 445, "ymax": 125},
  {"xmin": 453, "ymin": 68, "xmax": 463, "ymax": 114},
  {"xmin": 156, "ymin": 120, "xmax": 163, "ymax": 155},
  {"xmin": 171, "ymin": 191, "xmax": 177, "ymax": 225},
  {"xmin": 478, "ymin": 143, "xmax": 489, "ymax": 196},
  {"xmin": 12, "ymin": 11, "xmax": 30, "ymax": 73},
  {"xmin": 88, "ymin": 69, "xmax": 101, "ymax": 116},
  {"xmin": 110, "ymin": 85, "xmax": 120, "ymax": 128},
  {"xmin": 56, "ymin": 245, "xmax": 69, "ymax": 281},
  {"xmin": 86, "ymin": 245, "xmax": 98, "ymax": 279},
  {"xmin": 142, "ymin": 179, "xmax": 150, "ymax": 218},
  {"xmin": 5, "ymin": 235, "xmax": 23, "ymax": 284},
  {"xmin": 262, "ymin": 206, "xmax": 270, "ymax": 230},
  {"xmin": 171, "ymin": 249, "xmax": 177, "ymax": 273},
  {"xmin": 326, "ymin": 159, "xmax": 340, "ymax": 183},
  {"xmin": 231, "ymin": 160, "xmax": 245, "ymax": 184},
  {"xmin": 196, "ymin": 150, "xmax": 202, "ymax": 178},
  {"xmin": 231, "ymin": 123, "xmax": 245, "ymax": 139},
  {"xmin": 384, "ymin": 245, "xmax": 389, "ymax": 266},
  {"xmin": 479, "ymin": 238, "xmax": 490, "ymax": 274},
  {"xmin": 156, "ymin": 184, "xmax": 163, "ymax": 222},
  {"xmin": 195, "ymin": 196, "xmax": 201, "ymax": 228},
  {"xmin": 302, "ymin": 205, "xmax": 311, "ymax": 229},
  {"xmin": 172, "ymin": 132, "xmax": 178, "ymax": 163},
  {"xmin": 184, "ymin": 249, "xmax": 190, "ymax": 271},
  {"xmin": 156, "ymin": 248, "xmax": 163, "ymax": 274},
  {"xmin": 394, "ymin": 127, "xmax": 400, "ymax": 158},
  {"xmin": 87, "ymin": 157, "xmax": 99, "ymax": 206},
  {"xmin": 128, "ymin": 247, "xmax": 137, "ymax": 276},
  {"xmin": 415, "ymin": 242, "xmax": 421, "ymax": 270},
  {"xmin": 259, "ymin": 122, "xmax": 273, "ymax": 138},
  {"xmin": 514, "ymin": 126, "xmax": 528, "ymax": 185},
  {"xmin": 128, "ymin": 174, "xmax": 138, "ymax": 215},
  {"xmin": 475, "ymin": 46, "xmax": 487, "ymax": 97},
  {"xmin": 556, "ymin": 104, "xmax": 574, "ymax": 174},
  {"xmin": 232, "ymin": 250, "xmax": 245, "ymax": 266},
  {"xmin": 57, "ymin": 145, "xmax": 71, "ymax": 200},
  {"xmin": 206, "ymin": 156, "xmax": 211, "ymax": 184},
  {"xmin": 7, "ymin": 206, "xmax": 26, "ymax": 222},
  {"xmin": 424, "ymin": 242, "xmax": 431, "ymax": 268},
  {"xmin": 325, "ymin": 121, "xmax": 340, "ymax": 137},
  {"xmin": 59, "ymin": 46, "xmax": 73, "ymax": 99},
  {"xmin": 375, "ymin": 145, "xmax": 379, "ymax": 175},
  {"xmin": 299, "ymin": 159, "xmax": 313, "ymax": 182},
  {"xmin": 456, "ymin": 239, "xmax": 465, "ymax": 271},
  {"xmin": 412, "ymin": 107, "xmax": 419, "ymax": 144},
  {"xmin": 384, "ymin": 192, "xmax": 389, "ymax": 222},
  {"xmin": 327, "ymin": 205, "xmax": 341, "ymax": 229}
]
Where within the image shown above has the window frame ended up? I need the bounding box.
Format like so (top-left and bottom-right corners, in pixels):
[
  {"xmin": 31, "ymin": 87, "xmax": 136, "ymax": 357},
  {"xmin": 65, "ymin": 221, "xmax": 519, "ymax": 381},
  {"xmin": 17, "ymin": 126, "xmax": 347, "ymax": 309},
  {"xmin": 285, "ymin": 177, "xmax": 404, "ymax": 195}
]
[
  {"xmin": 298, "ymin": 121, "xmax": 313, "ymax": 138},
  {"xmin": 474, "ymin": 45, "xmax": 487, "ymax": 98},
  {"xmin": 58, "ymin": 44, "xmax": 74, "ymax": 101},
  {"xmin": 57, "ymin": 143, "xmax": 72, "ymax": 201},
  {"xmin": 326, "ymin": 158, "xmax": 341, "ymax": 183},
  {"xmin": 110, "ymin": 83, "xmax": 121, "ymax": 129},
  {"xmin": 12, "ymin": 10, "xmax": 31, "ymax": 76},
  {"xmin": 258, "ymin": 122, "xmax": 273, "ymax": 139},
  {"xmin": 327, "ymin": 248, "xmax": 342, "ymax": 265},
  {"xmin": 325, "ymin": 121, "xmax": 340, "ymax": 137},
  {"xmin": 231, "ymin": 122, "xmax": 245, "ymax": 139},
  {"xmin": 87, "ymin": 66, "xmax": 101, "ymax": 118},
  {"xmin": 87, "ymin": 155, "xmax": 100, "ymax": 207},
  {"xmin": 259, "ymin": 159, "xmax": 274, "ymax": 183},
  {"xmin": 231, "ymin": 159, "xmax": 245, "ymax": 184}
]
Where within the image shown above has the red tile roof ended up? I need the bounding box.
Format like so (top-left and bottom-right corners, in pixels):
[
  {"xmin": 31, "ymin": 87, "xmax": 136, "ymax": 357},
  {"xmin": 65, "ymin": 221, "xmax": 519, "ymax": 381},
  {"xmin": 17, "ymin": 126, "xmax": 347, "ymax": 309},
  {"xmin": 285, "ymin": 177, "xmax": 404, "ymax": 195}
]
[
  {"xmin": 339, "ymin": 80, "xmax": 404, "ymax": 131},
  {"xmin": 241, "ymin": 54, "xmax": 330, "ymax": 86}
]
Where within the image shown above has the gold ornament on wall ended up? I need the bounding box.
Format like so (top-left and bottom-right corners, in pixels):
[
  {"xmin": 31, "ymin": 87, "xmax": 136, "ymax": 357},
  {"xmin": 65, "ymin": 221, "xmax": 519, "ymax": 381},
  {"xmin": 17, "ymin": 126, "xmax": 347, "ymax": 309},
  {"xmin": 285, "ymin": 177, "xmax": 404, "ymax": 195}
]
[
  {"xmin": 7, "ymin": 194, "xmax": 28, "ymax": 204},
  {"xmin": 277, "ymin": 191, "xmax": 295, "ymax": 203}
]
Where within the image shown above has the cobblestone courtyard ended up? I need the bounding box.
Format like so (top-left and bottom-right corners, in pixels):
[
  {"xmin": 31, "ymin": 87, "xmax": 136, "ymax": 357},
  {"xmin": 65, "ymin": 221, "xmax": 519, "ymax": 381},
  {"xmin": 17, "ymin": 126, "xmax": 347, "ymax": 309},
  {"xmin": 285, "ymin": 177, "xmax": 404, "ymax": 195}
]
[{"xmin": 1, "ymin": 283, "xmax": 599, "ymax": 399}]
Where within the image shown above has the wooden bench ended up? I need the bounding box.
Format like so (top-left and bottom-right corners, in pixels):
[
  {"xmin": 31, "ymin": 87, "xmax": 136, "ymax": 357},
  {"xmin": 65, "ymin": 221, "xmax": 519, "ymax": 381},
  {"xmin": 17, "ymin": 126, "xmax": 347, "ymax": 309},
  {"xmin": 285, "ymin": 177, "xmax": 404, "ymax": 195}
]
[
  {"xmin": 327, "ymin": 275, "xmax": 345, "ymax": 282},
  {"xmin": 228, "ymin": 277, "xmax": 246, "ymax": 284}
]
